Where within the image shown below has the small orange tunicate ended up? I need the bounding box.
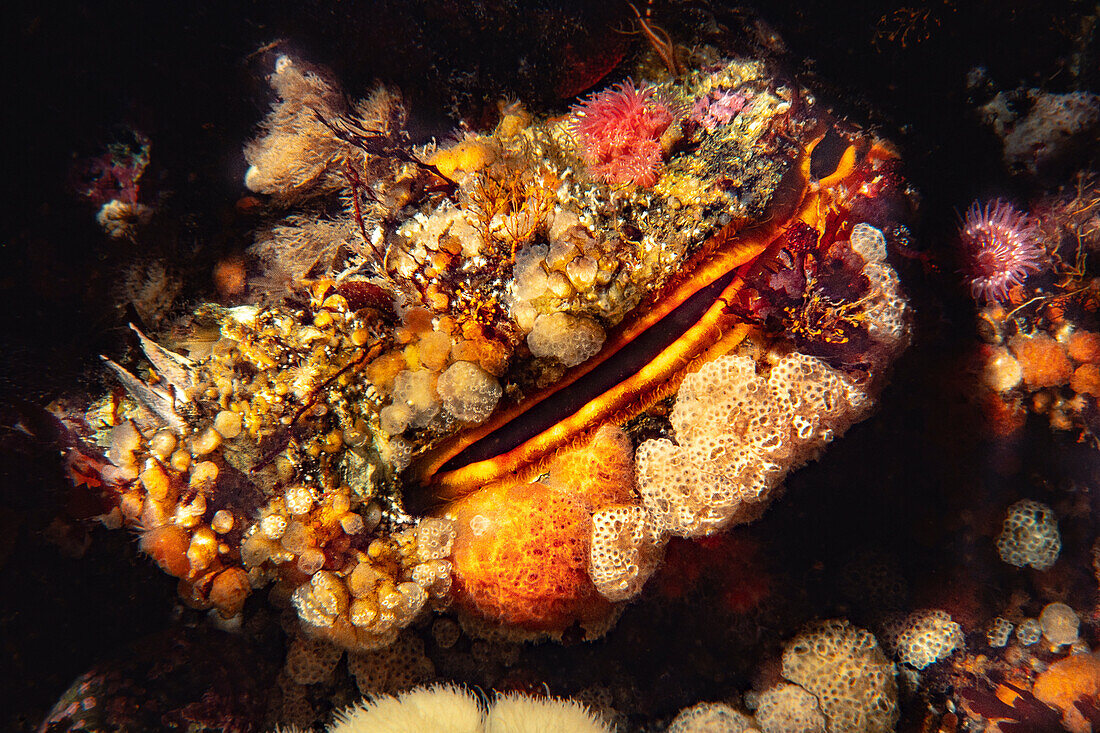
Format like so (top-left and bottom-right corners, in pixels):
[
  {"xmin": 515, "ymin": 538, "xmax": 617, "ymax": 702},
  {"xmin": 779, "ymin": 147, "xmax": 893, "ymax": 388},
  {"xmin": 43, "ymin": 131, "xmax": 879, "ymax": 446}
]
[
  {"xmin": 1067, "ymin": 330, "xmax": 1100, "ymax": 363},
  {"xmin": 140, "ymin": 461, "xmax": 173, "ymax": 501},
  {"xmin": 149, "ymin": 429, "xmax": 178, "ymax": 459},
  {"xmin": 213, "ymin": 256, "xmax": 248, "ymax": 298},
  {"xmin": 330, "ymin": 492, "xmax": 351, "ymax": 515},
  {"xmin": 1071, "ymin": 363, "xmax": 1100, "ymax": 396},
  {"xmin": 189, "ymin": 460, "xmax": 219, "ymax": 491},
  {"xmin": 213, "ymin": 410, "xmax": 243, "ymax": 439},
  {"xmin": 210, "ymin": 567, "xmax": 251, "ymax": 617},
  {"xmin": 170, "ymin": 449, "xmax": 192, "ymax": 472},
  {"xmin": 428, "ymin": 137, "xmax": 497, "ymax": 179},
  {"xmin": 1009, "ymin": 333, "xmax": 1073, "ymax": 388},
  {"xmin": 187, "ymin": 527, "xmax": 219, "ymax": 573},
  {"xmin": 190, "ymin": 427, "xmax": 223, "ymax": 456},
  {"xmin": 367, "ymin": 353, "xmax": 414, "ymax": 397},
  {"xmin": 139, "ymin": 525, "xmax": 192, "ymax": 578},
  {"xmin": 418, "ymin": 330, "xmax": 453, "ymax": 372},
  {"xmin": 280, "ymin": 521, "xmax": 314, "ymax": 555},
  {"xmin": 211, "ymin": 510, "xmax": 235, "ymax": 534}
]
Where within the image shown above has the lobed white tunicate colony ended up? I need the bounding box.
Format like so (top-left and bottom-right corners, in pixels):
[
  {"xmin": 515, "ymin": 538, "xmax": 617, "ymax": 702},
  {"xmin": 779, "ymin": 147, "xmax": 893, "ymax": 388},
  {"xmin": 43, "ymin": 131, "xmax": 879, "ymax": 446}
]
[
  {"xmin": 781, "ymin": 619, "xmax": 899, "ymax": 733},
  {"xmin": 754, "ymin": 683, "xmax": 826, "ymax": 733},
  {"xmin": 635, "ymin": 352, "xmax": 870, "ymax": 537},
  {"xmin": 894, "ymin": 609, "xmax": 964, "ymax": 670},
  {"xmin": 987, "ymin": 617, "xmax": 1014, "ymax": 648},
  {"xmin": 587, "ymin": 504, "xmax": 663, "ymax": 601},
  {"xmin": 666, "ymin": 702, "xmax": 759, "ymax": 733}
]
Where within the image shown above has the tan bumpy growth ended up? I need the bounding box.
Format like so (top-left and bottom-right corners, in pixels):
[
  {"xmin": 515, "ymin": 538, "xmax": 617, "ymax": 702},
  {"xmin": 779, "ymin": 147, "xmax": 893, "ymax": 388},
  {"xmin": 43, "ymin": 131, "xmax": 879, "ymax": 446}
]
[
  {"xmin": 635, "ymin": 352, "xmax": 870, "ymax": 537},
  {"xmin": 781, "ymin": 619, "xmax": 899, "ymax": 733}
]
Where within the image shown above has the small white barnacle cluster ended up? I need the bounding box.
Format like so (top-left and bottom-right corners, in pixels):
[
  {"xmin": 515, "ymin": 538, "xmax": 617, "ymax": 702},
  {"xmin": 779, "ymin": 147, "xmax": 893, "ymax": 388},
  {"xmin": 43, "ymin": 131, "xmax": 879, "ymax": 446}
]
[{"xmin": 587, "ymin": 503, "xmax": 663, "ymax": 602}]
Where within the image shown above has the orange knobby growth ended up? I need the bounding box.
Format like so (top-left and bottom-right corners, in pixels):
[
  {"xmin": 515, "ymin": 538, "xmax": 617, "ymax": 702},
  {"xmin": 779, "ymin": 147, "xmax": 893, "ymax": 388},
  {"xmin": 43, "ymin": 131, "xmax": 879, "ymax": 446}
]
[
  {"xmin": 1033, "ymin": 653, "xmax": 1100, "ymax": 733},
  {"xmin": 448, "ymin": 480, "xmax": 613, "ymax": 633},
  {"xmin": 546, "ymin": 424, "xmax": 637, "ymax": 511},
  {"xmin": 1009, "ymin": 332, "xmax": 1073, "ymax": 389}
]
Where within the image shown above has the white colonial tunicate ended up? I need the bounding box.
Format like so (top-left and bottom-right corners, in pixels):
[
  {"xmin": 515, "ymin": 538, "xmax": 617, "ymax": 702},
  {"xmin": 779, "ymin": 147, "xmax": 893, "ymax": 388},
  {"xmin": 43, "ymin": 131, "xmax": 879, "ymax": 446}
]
[
  {"xmin": 437, "ymin": 361, "xmax": 502, "ymax": 423},
  {"xmin": 390, "ymin": 369, "xmax": 440, "ymax": 428},
  {"xmin": 850, "ymin": 222, "xmax": 888, "ymax": 263},
  {"xmin": 527, "ymin": 312, "xmax": 605, "ymax": 367}
]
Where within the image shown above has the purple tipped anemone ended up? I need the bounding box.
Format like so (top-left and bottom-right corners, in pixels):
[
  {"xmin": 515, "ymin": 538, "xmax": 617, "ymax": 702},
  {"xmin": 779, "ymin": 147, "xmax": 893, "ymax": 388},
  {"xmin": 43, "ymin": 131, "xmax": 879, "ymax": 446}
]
[{"xmin": 959, "ymin": 199, "xmax": 1046, "ymax": 302}]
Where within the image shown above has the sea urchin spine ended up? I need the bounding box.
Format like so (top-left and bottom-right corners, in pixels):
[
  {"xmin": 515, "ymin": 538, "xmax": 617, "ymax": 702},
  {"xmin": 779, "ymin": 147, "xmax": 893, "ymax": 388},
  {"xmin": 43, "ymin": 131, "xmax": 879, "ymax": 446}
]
[{"xmin": 959, "ymin": 199, "xmax": 1046, "ymax": 302}]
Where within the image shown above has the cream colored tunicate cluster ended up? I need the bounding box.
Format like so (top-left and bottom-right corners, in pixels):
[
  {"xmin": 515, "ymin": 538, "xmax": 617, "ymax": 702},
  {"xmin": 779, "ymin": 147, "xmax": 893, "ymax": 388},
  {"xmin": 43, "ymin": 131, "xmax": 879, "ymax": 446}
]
[
  {"xmin": 996, "ymin": 499, "xmax": 1062, "ymax": 570},
  {"xmin": 380, "ymin": 369, "xmax": 441, "ymax": 433},
  {"xmin": 371, "ymin": 308, "xmax": 508, "ymax": 439},
  {"xmin": 894, "ymin": 609, "xmax": 964, "ymax": 670},
  {"xmin": 436, "ymin": 361, "xmax": 503, "ymax": 423},
  {"xmin": 288, "ymin": 517, "xmax": 455, "ymax": 652},
  {"xmin": 635, "ymin": 352, "xmax": 869, "ymax": 537},
  {"xmin": 588, "ymin": 504, "xmax": 664, "ymax": 601},
  {"xmin": 781, "ymin": 619, "xmax": 899, "ymax": 733},
  {"xmin": 666, "ymin": 702, "xmax": 759, "ymax": 733},
  {"xmin": 849, "ymin": 223, "xmax": 887, "ymax": 263},
  {"xmin": 509, "ymin": 209, "xmax": 628, "ymax": 333},
  {"xmin": 526, "ymin": 312, "xmax": 606, "ymax": 368},
  {"xmin": 754, "ymin": 683, "xmax": 826, "ymax": 733}
]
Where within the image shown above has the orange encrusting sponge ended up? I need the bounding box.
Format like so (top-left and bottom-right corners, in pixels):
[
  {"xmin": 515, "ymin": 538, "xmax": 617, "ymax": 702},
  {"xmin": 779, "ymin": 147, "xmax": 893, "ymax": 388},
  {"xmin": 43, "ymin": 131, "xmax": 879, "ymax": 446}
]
[
  {"xmin": 449, "ymin": 481, "xmax": 611, "ymax": 631},
  {"xmin": 447, "ymin": 425, "xmax": 638, "ymax": 633}
]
